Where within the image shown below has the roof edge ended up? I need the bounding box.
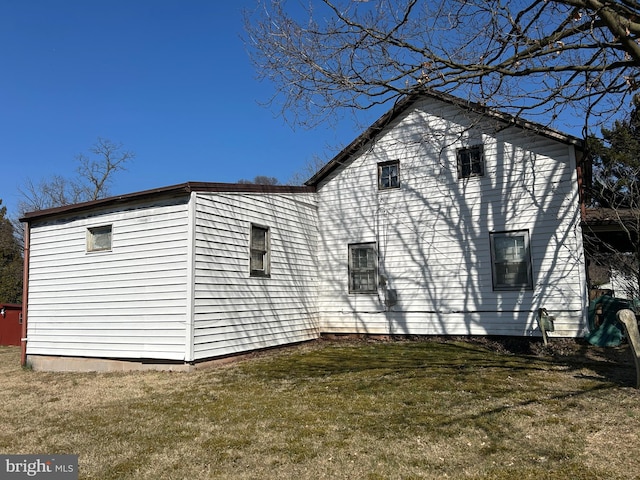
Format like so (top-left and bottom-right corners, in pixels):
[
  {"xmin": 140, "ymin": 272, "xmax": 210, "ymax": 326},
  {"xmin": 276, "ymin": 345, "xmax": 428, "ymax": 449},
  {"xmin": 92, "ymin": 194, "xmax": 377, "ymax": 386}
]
[
  {"xmin": 305, "ymin": 88, "xmax": 585, "ymax": 187},
  {"xmin": 20, "ymin": 181, "xmax": 316, "ymax": 222}
]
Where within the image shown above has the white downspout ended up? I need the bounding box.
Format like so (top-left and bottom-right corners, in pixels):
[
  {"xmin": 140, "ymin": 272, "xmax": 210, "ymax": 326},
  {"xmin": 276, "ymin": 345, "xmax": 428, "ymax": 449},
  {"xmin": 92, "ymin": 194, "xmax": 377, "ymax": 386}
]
[{"xmin": 185, "ymin": 192, "xmax": 197, "ymax": 363}]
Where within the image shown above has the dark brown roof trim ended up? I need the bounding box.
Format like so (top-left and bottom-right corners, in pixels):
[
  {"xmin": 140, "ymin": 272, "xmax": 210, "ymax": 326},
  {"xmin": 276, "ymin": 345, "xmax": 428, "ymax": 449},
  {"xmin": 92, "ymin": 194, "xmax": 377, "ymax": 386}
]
[
  {"xmin": 582, "ymin": 207, "xmax": 640, "ymax": 226},
  {"xmin": 20, "ymin": 181, "xmax": 316, "ymax": 222},
  {"xmin": 305, "ymin": 89, "xmax": 585, "ymax": 187}
]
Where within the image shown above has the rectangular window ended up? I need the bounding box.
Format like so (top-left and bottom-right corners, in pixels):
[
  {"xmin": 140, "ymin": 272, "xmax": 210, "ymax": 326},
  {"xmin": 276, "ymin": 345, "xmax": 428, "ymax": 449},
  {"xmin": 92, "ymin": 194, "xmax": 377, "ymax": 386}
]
[
  {"xmin": 378, "ymin": 160, "xmax": 400, "ymax": 189},
  {"xmin": 457, "ymin": 145, "xmax": 484, "ymax": 178},
  {"xmin": 250, "ymin": 224, "xmax": 270, "ymax": 277},
  {"xmin": 87, "ymin": 225, "xmax": 112, "ymax": 252},
  {"xmin": 490, "ymin": 231, "xmax": 533, "ymax": 290},
  {"xmin": 349, "ymin": 243, "xmax": 377, "ymax": 293}
]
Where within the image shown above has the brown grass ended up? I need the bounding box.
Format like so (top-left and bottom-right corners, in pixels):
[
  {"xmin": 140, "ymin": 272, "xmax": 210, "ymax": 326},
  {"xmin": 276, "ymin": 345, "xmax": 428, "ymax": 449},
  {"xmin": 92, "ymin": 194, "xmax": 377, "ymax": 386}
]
[{"xmin": 0, "ymin": 337, "xmax": 639, "ymax": 479}]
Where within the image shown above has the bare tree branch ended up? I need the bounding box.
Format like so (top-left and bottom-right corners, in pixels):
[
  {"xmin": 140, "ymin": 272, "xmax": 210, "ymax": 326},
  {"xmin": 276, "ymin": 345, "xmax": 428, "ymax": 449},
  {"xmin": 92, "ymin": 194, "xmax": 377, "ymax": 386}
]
[
  {"xmin": 76, "ymin": 138, "xmax": 135, "ymax": 201},
  {"xmin": 18, "ymin": 138, "xmax": 134, "ymax": 216},
  {"xmin": 244, "ymin": 0, "xmax": 640, "ymax": 130}
]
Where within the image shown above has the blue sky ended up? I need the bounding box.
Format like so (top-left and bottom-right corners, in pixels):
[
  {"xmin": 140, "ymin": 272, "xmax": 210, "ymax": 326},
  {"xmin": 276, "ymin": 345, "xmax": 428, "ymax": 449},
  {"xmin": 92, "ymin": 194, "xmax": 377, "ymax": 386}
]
[{"xmin": 0, "ymin": 0, "xmax": 369, "ymax": 217}]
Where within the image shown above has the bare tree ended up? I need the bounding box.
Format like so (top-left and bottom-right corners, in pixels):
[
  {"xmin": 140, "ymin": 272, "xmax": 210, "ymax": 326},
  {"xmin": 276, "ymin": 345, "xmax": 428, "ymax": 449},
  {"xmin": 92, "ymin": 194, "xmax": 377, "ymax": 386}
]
[
  {"xmin": 76, "ymin": 138, "xmax": 135, "ymax": 201},
  {"xmin": 244, "ymin": 0, "xmax": 640, "ymax": 130},
  {"xmin": 237, "ymin": 175, "xmax": 281, "ymax": 185},
  {"xmin": 287, "ymin": 154, "xmax": 331, "ymax": 185},
  {"xmin": 583, "ymin": 96, "xmax": 640, "ymax": 298},
  {"xmin": 18, "ymin": 138, "xmax": 134, "ymax": 215}
]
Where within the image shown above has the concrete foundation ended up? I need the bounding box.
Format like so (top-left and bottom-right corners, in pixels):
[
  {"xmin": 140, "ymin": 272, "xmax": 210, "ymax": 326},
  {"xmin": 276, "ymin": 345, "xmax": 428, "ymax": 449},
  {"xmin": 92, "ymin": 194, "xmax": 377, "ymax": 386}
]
[
  {"xmin": 27, "ymin": 355, "xmax": 195, "ymax": 372},
  {"xmin": 25, "ymin": 342, "xmax": 308, "ymax": 372}
]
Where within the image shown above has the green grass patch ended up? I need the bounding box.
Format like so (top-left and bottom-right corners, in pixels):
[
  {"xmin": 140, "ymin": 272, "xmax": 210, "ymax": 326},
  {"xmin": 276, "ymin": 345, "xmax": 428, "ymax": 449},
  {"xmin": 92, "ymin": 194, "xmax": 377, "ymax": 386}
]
[{"xmin": 0, "ymin": 338, "xmax": 639, "ymax": 479}]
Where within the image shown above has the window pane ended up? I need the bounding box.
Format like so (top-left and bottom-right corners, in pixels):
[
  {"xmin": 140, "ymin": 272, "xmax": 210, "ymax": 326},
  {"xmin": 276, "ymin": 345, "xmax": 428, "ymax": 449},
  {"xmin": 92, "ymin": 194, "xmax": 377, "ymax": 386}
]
[
  {"xmin": 496, "ymin": 262, "xmax": 528, "ymax": 285},
  {"xmin": 384, "ymin": 164, "xmax": 398, "ymax": 187},
  {"xmin": 494, "ymin": 236, "xmax": 525, "ymax": 262},
  {"xmin": 251, "ymin": 251, "xmax": 264, "ymax": 271},
  {"xmin": 353, "ymin": 248, "xmax": 371, "ymax": 268},
  {"xmin": 380, "ymin": 166, "xmax": 389, "ymax": 188},
  {"xmin": 88, "ymin": 226, "xmax": 112, "ymax": 252},
  {"xmin": 252, "ymin": 227, "xmax": 267, "ymax": 250},
  {"xmin": 459, "ymin": 150, "xmax": 471, "ymax": 177},
  {"xmin": 352, "ymin": 271, "xmax": 375, "ymax": 291}
]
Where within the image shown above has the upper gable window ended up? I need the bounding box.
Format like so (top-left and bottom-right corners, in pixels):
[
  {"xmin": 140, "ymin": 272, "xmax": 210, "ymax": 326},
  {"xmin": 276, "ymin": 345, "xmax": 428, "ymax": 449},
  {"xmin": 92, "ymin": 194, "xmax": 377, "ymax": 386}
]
[
  {"xmin": 250, "ymin": 224, "xmax": 270, "ymax": 277},
  {"xmin": 378, "ymin": 160, "xmax": 400, "ymax": 190},
  {"xmin": 87, "ymin": 225, "xmax": 112, "ymax": 252},
  {"xmin": 457, "ymin": 145, "xmax": 484, "ymax": 179}
]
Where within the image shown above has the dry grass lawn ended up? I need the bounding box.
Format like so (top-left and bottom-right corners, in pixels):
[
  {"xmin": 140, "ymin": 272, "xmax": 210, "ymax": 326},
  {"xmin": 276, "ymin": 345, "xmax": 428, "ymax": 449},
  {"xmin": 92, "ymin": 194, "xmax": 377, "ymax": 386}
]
[{"xmin": 1, "ymin": 337, "xmax": 639, "ymax": 479}]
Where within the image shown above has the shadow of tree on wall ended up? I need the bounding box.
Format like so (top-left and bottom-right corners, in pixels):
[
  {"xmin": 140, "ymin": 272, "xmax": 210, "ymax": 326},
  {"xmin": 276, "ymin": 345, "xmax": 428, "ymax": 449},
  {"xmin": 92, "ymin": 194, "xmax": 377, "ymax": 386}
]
[
  {"xmin": 191, "ymin": 191, "xmax": 320, "ymax": 360},
  {"xmin": 316, "ymin": 97, "xmax": 585, "ymax": 339}
]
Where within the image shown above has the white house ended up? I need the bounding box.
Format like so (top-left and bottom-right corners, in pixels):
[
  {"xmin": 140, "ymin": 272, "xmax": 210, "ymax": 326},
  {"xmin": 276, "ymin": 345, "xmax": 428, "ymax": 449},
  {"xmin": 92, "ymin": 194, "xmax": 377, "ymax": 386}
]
[
  {"xmin": 309, "ymin": 91, "xmax": 588, "ymax": 338},
  {"xmin": 20, "ymin": 184, "xmax": 319, "ymax": 371},
  {"xmin": 20, "ymin": 90, "xmax": 589, "ymax": 371}
]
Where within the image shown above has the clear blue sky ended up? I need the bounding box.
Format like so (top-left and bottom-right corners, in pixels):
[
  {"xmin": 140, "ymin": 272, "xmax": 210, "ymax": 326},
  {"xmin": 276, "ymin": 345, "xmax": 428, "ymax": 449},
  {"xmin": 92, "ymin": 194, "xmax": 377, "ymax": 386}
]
[
  {"xmin": 1, "ymin": 1, "xmax": 593, "ymax": 219},
  {"xmin": 0, "ymin": 0, "xmax": 367, "ymax": 217}
]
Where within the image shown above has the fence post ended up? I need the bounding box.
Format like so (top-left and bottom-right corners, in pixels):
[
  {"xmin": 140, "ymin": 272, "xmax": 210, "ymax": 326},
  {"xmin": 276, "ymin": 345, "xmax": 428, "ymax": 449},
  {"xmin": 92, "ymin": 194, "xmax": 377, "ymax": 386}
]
[{"xmin": 616, "ymin": 309, "xmax": 640, "ymax": 389}]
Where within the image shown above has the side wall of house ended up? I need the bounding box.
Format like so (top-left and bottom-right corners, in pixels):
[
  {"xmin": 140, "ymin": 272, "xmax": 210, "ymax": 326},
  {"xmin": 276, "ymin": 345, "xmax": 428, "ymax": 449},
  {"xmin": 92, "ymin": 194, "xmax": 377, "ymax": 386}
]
[
  {"xmin": 26, "ymin": 197, "xmax": 191, "ymax": 361},
  {"xmin": 316, "ymin": 98, "xmax": 587, "ymax": 337},
  {"xmin": 191, "ymin": 192, "xmax": 319, "ymax": 360}
]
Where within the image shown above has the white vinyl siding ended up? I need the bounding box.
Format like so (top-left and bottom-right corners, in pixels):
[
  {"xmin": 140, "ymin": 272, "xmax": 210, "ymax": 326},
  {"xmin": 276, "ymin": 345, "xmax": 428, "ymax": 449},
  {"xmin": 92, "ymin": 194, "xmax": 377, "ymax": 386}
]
[
  {"xmin": 191, "ymin": 192, "xmax": 318, "ymax": 360},
  {"xmin": 26, "ymin": 197, "xmax": 191, "ymax": 360},
  {"xmin": 316, "ymin": 96, "xmax": 587, "ymax": 337}
]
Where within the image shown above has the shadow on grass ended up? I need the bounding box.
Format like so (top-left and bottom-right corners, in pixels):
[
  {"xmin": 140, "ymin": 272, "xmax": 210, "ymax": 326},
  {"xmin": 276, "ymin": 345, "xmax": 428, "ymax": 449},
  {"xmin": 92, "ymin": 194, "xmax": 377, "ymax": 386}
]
[{"xmin": 237, "ymin": 336, "xmax": 638, "ymax": 388}]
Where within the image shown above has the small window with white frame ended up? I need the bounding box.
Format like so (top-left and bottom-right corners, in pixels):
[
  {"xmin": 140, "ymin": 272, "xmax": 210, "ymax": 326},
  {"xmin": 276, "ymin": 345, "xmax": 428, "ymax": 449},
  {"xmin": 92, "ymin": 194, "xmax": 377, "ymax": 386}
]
[
  {"xmin": 490, "ymin": 230, "xmax": 533, "ymax": 290},
  {"xmin": 87, "ymin": 225, "xmax": 112, "ymax": 252},
  {"xmin": 457, "ymin": 145, "xmax": 484, "ymax": 179},
  {"xmin": 250, "ymin": 224, "xmax": 270, "ymax": 277},
  {"xmin": 348, "ymin": 242, "xmax": 377, "ymax": 293},
  {"xmin": 378, "ymin": 160, "xmax": 400, "ymax": 189}
]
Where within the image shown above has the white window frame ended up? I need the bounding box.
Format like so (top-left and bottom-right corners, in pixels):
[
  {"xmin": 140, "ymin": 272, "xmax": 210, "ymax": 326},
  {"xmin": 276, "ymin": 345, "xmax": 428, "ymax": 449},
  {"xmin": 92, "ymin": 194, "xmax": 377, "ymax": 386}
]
[
  {"xmin": 457, "ymin": 145, "xmax": 484, "ymax": 179},
  {"xmin": 250, "ymin": 224, "xmax": 270, "ymax": 277},
  {"xmin": 490, "ymin": 230, "xmax": 533, "ymax": 290},
  {"xmin": 378, "ymin": 160, "xmax": 400, "ymax": 190},
  {"xmin": 86, "ymin": 225, "xmax": 112, "ymax": 252},
  {"xmin": 348, "ymin": 242, "xmax": 378, "ymax": 293}
]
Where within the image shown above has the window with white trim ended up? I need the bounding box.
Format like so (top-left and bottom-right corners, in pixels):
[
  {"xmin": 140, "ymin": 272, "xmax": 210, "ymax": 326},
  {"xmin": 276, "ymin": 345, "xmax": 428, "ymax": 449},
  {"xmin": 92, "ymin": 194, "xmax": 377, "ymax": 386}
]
[
  {"xmin": 378, "ymin": 160, "xmax": 400, "ymax": 189},
  {"xmin": 490, "ymin": 230, "xmax": 533, "ymax": 290},
  {"xmin": 87, "ymin": 225, "xmax": 112, "ymax": 252},
  {"xmin": 457, "ymin": 145, "xmax": 484, "ymax": 178},
  {"xmin": 250, "ymin": 224, "xmax": 270, "ymax": 277},
  {"xmin": 348, "ymin": 243, "xmax": 377, "ymax": 293}
]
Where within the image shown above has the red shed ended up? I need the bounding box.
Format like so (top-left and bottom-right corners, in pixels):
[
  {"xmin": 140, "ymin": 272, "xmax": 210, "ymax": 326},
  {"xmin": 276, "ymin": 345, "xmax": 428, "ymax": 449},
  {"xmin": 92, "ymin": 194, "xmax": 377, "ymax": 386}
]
[{"xmin": 0, "ymin": 304, "xmax": 22, "ymax": 346}]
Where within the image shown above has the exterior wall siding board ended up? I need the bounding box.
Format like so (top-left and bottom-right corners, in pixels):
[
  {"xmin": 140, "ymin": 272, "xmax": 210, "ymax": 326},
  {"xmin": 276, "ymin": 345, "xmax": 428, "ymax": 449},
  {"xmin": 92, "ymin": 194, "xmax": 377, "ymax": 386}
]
[
  {"xmin": 193, "ymin": 332, "xmax": 316, "ymax": 359},
  {"xmin": 192, "ymin": 192, "xmax": 319, "ymax": 360},
  {"xmin": 26, "ymin": 197, "xmax": 191, "ymax": 361},
  {"xmin": 26, "ymin": 344, "xmax": 186, "ymax": 358},
  {"xmin": 316, "ymin": 97, "xmax": 587, "ymax": 338}
]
